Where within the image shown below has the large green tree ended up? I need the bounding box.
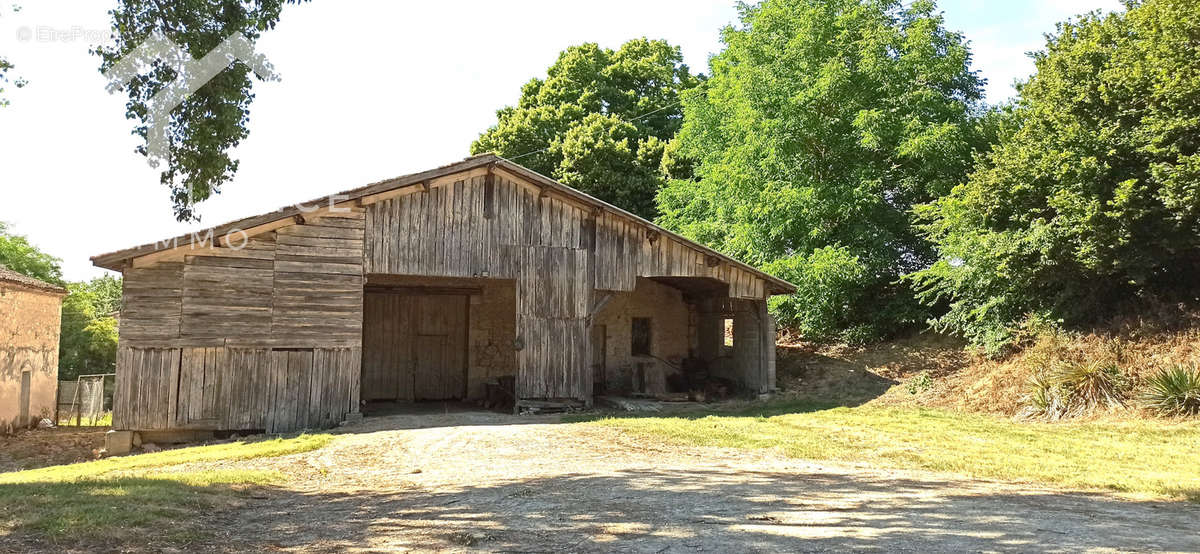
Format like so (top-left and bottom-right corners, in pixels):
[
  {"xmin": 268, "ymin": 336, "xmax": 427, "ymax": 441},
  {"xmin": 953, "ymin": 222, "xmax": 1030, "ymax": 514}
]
[
  {"xmin": 471, "ymin": 38, "xmax": 701, "ymax": 219},
  {"xmin": 909, "ymin": 0, "xmax": 1200, "ymax": 354},
  {"xmin": 59, "ymin": 276, "xmax": 122, "ymax": 380},
  {"xmin": 0, "ymin": 222, "xmax": 64, "ymax": 286},
  {"xmin": 658, "ymin": 0, "xmax": 987, "ymax": 342},
  {"xmin": 97, "ymin": 0, "xmax": 307, "ymax": 221}
]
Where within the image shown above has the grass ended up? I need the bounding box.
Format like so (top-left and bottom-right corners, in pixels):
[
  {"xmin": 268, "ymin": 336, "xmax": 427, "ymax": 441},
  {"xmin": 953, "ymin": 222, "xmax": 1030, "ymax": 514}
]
[
  {"xmin": 56, "ymin": 412, "xmax": 113, "ymax": 427},
  {"xmin": 581, "ymin": 400, "xmax": 1200, "ymax": 501},
  {"xmin": 0, "ymin": 433, "xmax": 333, "ymax": 546}
]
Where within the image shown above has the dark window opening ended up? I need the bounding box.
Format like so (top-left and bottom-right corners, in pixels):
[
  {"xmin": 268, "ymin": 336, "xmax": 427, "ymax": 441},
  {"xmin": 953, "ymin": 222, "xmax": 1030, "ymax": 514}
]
[{"xmin": 631, "ymin": 317, "xmax": 652, "ymax": 356}]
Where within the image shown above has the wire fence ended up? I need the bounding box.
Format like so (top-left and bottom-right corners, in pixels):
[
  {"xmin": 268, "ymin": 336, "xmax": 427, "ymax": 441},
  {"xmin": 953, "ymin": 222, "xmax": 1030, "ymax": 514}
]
[{"xmin": 56, "ymin": 373, "xmax": 116, "ymax": 427}]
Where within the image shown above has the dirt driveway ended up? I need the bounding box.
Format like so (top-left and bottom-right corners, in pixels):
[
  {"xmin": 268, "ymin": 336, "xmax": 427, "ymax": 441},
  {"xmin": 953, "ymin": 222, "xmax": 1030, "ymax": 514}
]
[{"xmin": 184, "ymin": 410, "xmax": 1200, "ymax": 552}]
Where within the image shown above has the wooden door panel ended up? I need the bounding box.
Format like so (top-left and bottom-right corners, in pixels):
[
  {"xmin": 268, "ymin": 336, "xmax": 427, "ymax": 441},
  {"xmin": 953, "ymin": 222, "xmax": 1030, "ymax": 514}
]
[
  {"xmin": 363, "ymin": 291, "xmax": 468, "ymax": 401},
  {"xmin": 414, "ymin": 335, "xmax": 447, "ymax": 399},
  {"xmin": 414, "ymin": 294, "xmax": 467, "ymax": 400},
  {"xmin": 362, "ymin": 293, "xmax": 416, "ymax": 401}
]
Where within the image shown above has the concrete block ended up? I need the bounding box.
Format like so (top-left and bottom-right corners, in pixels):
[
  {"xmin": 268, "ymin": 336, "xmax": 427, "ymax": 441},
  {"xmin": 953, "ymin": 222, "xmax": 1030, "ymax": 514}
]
[{"xmin": 105, "ymin": 430, "xmax": 134, "ymax": 456}]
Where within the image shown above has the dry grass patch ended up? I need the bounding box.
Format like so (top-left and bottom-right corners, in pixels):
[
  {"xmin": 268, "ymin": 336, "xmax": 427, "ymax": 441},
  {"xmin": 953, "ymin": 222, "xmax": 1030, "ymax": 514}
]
[{"xmin": 0, "ymin": 433, "xmax": 332, "ymax": 548}]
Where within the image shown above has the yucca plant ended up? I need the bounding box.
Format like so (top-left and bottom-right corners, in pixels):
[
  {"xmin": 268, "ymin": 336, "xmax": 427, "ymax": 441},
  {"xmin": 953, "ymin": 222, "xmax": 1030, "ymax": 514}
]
[
  {"xmin": 1024, "ymin": 373, "xmax": 1068, "ymax": 419},
  {"xmin": 1142, "ymin": 365, "xmax": 1200, "ymax": 417},
  {"xmin": 1054, "ymin": 361, "xmax": 1129, "ymax": 412}
]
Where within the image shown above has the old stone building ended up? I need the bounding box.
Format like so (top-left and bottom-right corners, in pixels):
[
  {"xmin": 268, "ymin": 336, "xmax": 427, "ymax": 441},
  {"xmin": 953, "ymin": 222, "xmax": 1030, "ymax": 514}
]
[{"xmin": 0, "ymin": 266, "xmax": 66, "ymax": 432}]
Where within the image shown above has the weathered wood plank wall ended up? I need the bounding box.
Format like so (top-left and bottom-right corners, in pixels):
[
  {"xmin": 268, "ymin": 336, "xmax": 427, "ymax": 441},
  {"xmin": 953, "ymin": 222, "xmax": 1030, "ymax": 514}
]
[
  {"xmin": 363, "ymin": 172, "xmax": 773, "ymax": 402},
  {"xmin": 114, "ymin": 213, "xmax": 366, "ymax": 431},
  {"xmin": 114, "ymin": 163, "xmax": 780, "ymax": 430}
]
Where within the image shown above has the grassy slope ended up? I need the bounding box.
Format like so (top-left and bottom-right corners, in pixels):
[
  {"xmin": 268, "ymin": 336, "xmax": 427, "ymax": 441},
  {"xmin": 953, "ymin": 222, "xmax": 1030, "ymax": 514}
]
[
  {"xmin": 586, "ymin": 401, "xmax": 1200, "ymax": 500},
  {"xmin": 0, "ymin": 434, "xmax": 332, "ymax": 545}
]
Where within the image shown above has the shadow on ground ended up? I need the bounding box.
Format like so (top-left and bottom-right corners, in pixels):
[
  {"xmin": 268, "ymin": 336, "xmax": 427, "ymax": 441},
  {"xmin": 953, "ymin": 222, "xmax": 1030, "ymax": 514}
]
[{"xmin": 215, "ymin": 467, "xmax": 1200, "ymax": 552}]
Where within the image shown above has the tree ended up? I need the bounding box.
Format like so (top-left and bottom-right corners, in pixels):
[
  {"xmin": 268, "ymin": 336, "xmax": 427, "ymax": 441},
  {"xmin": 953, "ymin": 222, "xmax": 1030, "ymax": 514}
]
[
  {"xmin": 657, "ymin": 0, "xmax": 987, "ymax": 342},
  {"xmin": 909, "ymin": 0, "xmax": 1200, "ymax": 355},
  {"xmin": 0, "ymin": 222, "xmax": 64, "ymax": 286},
  {"xmin": 96, "ymin": 0, "xmax": 308, "ymax": 221},
  {"xmin": 0, "ymin": 6, "xmax": 26, "ymax": 107},
  {"xmin": 471, "ymin": 38, "xmax": 701, "ymax": 219},
  {"xmin": 59, "ymin": 276, "xmax": 122, "ymax": 380},
  {"xmin": 0, "ymin": 56, "xmax": 17, "ymax": 107}
]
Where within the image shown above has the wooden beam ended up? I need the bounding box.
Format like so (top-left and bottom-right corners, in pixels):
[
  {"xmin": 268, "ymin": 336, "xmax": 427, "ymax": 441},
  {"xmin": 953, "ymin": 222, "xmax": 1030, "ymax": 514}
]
[
  {"xmin": 358, "ymin": 167, "xmax": 489, "ymax": 206},
  {"xmin": 131, "ymin": 200, "xmax": 359, "ymax": 268}
]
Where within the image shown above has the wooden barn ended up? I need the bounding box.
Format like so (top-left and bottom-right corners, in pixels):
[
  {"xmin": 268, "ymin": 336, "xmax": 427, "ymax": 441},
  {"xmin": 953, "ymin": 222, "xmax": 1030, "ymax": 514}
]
[{"xmin": 92, "ymin": 155, "xmax": 795, "ymax": 436}]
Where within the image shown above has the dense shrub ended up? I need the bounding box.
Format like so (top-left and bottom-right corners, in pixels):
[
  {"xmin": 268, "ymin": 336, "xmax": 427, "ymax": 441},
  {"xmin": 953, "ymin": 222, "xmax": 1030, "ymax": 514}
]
[
  {"xmin": 909, "ymin": 0, "xmax": 1200, "ymax": 354},
  {"xmin": 1142, "ymin": 365, "xmax": 1200, "ymax": 417}
]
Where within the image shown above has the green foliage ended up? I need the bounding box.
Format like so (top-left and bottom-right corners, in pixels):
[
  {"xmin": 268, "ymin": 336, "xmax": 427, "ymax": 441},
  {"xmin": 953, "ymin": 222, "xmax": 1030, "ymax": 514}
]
[
  {"xmin": 657, "ymin": 0, "xmax": 988, "ymax": 342},
  {"xmin": 1056, "ymin": 360, "xmax": 1129, "ymax": 410},
  {"xmin": 1142, "ymin": 365, "xmax": 1200, "ymax": 417},
  {"xmin": 910, "ymin": 0, "xmax": 1200, "ymax": 352},
  {"xmin": 0, "ymin": 222, "xmax": 64, "ymax": 286},
  {"xmin": 59, "ymin": 276, "xmax": 123, "ymax": 380},
  {"xmin": 0, "ymin": 5, "xmax": 25, "ymax": 107},
  {"xmin": 906, "ymin": 372, "xmax": 933, "ymax": 395},
  {"xmin": 472, "ymin": 38, "xmax": 701, "ymax": 219},
  {"xmin": 0, "ymin": 55, "xmax": 16, "ymax": 108},
  {"xmin": 96, "ymin": 0, "xmax": 308, "ymax": 221}
]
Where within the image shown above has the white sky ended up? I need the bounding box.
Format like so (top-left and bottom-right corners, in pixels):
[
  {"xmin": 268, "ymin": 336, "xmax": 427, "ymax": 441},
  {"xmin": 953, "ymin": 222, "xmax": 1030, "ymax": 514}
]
[{"xmin": 0, "ymin": 0, "xmax": 1121, "ymax": 281}]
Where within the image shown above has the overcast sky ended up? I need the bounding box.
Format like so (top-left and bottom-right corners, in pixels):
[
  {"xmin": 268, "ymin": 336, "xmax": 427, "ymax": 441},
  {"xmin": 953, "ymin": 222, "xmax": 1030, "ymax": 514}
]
[{"xmin": 0, "ymin": 0, "xmax": 1122, "ymax": 281}]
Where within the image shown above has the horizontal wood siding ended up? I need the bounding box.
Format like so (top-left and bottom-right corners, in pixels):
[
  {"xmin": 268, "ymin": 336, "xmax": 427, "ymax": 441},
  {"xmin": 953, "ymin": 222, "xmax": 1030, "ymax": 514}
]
[
  {"xmin": 272, "ymin": 213, "xmax": 365, "ymax": 344},
  {"xmin": 119, "ymin": 263, "xmax": 184, "ymax": 344}
]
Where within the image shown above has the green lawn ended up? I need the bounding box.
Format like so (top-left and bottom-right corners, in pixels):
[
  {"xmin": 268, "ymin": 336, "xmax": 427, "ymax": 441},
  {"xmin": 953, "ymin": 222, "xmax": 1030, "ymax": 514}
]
[
  {"xmin": 583, "ymin": 401, "xmax": 1200, "ymax": 500},
  {"xmin": 0, "ymin": 433, "xmax": 332, "ymax": 545}
]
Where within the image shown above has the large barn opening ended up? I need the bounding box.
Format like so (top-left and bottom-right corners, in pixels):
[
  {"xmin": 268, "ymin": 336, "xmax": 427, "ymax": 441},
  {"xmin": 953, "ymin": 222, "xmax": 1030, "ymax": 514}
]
[
  {"xmin": 360, "ymin": 274, "xmax": 517, "ymax": 415},
  {"xmin": 589, "ymin": 276, "xmax": 774, "ymax": 402}
]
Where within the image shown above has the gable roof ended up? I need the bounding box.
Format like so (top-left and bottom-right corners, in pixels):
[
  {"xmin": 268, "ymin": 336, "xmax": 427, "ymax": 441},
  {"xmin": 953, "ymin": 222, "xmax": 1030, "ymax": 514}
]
[
  {"xmin": 0, "ymin": 266, "xmax": 67, "ymax": 296},
  {"xmin": 92, "ymin": 154, "xmax": 796, "ymax": 294}
]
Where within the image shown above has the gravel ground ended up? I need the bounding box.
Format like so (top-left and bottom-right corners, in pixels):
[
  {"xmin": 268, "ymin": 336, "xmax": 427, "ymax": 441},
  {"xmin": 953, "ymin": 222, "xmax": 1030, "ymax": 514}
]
[{"xmin": 162, "ymin": 410, "xmax": 1200, "ymax": 553}]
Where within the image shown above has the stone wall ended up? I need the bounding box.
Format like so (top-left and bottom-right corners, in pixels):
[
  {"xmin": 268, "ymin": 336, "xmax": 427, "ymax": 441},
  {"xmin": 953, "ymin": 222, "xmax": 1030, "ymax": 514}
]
[
  {"xmin": 592, "ymin": 278, "xmax": 691, "ymax": 394},
  {"xmin": 0, "ymin": 283, "xmax": 63, "ymax": 431}
]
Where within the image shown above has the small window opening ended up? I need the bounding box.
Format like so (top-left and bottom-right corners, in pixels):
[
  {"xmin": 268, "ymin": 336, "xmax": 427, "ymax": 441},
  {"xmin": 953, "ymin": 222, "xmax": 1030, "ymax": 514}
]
[
  {"xmin": 723, "ymin": 318, "xmax": 735, "ymax": 347},
  {"xmin": 631, "ymin": 317, "xmax": 652, "ymax": 356}
]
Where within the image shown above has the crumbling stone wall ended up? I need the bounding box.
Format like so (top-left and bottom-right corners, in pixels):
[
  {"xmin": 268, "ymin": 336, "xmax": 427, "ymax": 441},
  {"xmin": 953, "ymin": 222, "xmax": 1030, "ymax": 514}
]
[
  {"xmin": 465, "ymin": 280, "xmax": 517, "ymax": 399},
  {"xmin": 592, "ymin": 278, "xmax": 690, "ymax": 394},
  {"xmin": 0, "ymin": 284, "xmax": 63, "ymax": 431}
]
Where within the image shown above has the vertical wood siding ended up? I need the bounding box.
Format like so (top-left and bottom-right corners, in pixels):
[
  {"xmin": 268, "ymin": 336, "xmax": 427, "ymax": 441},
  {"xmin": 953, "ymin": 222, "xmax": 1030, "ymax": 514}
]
[
  {"xmin": 362, "ymin": 173, "xmax": 768, "ymax": 401},
  {"xmin": 115, "ymin": 345, "xmax": 360, "ymax": 433},
  {"xmin": 116, "ymin": 166, "xmax": 779, "ymax": 429}
]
